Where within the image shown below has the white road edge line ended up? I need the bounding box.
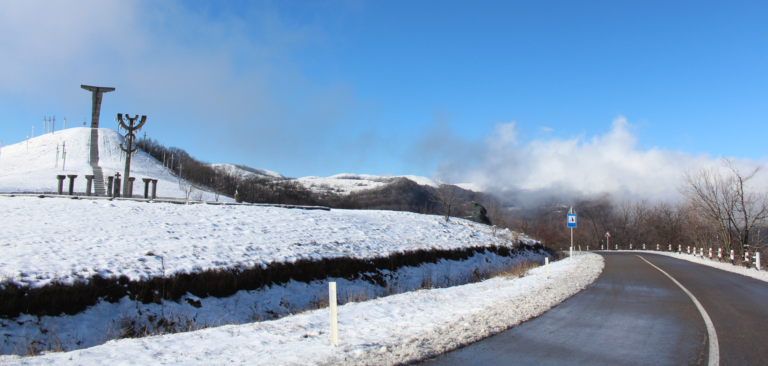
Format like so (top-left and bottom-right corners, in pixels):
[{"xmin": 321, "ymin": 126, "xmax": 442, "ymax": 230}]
[{"xmin": 636, "ymin": 255, "xmax": 719, "ymax": 366}]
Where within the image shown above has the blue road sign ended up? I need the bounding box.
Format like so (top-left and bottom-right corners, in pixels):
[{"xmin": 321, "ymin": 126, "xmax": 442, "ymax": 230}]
[{"xmin": 567, "ymin": 214, "xmax": 577, "ymax": 228}]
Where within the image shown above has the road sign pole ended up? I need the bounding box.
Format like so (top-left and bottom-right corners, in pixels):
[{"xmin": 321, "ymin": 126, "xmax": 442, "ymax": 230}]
[{"xmin": 567, "ymin": 207, "xmax": 577, "ymax": 259}]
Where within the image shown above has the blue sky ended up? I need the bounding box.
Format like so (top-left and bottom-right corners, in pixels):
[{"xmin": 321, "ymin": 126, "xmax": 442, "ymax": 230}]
[{"xmin": 1, "ymin": 1, "xmax": 767, "ymax": 198}]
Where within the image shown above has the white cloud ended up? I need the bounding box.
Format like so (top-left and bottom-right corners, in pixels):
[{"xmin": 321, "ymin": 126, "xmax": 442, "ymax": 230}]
[{"xmin": 437, "ymin": 116, "xmax": 768, "ymax": 204}]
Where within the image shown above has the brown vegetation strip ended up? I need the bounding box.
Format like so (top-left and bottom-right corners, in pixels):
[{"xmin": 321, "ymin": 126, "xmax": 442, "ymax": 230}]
[{"xmin": 0, "ymin": 243, "xmax": 552, "ymax": 319}]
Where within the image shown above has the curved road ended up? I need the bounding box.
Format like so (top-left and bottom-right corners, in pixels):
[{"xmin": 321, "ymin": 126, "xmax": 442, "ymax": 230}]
[{"xmin": 423, "ymin": 252, "xmax": 768, "ymax": 366}]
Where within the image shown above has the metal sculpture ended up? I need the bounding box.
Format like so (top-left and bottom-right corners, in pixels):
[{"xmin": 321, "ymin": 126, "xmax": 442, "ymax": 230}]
[{"xmin": 117, "ymin": 114, "xmax": 147, "ymax": 197}]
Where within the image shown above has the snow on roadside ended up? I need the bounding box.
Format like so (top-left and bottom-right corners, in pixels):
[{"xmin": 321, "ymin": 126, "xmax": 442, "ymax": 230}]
[
  {"xmin": 612, "ymin": 250, "xmax": 768, "ymax": 283},
  {"xmin": 0, "ymin": 249, "xmax": 546, "ymax": 354},
  {"xmin": 0, "ymin": 253, "xmax": 603, "ymax": 365}
]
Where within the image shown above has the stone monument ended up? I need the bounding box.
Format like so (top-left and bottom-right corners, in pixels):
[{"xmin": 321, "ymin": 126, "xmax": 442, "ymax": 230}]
[{"xmin": 80, "ymin": 85, "xmax": 115, "ymax": 128}]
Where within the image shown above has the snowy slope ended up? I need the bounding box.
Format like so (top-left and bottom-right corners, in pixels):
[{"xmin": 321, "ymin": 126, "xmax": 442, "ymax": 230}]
[
  {"xmin": 0, "ymin": 127, "xmax": 230, "ymax": 201},
  {"xmin": 211, "ymin": 163, "xmax": 284, "ymax": 179},
  {"xmin": 0, "ymin": 196, "xmax": 529, "ymax": 288},
  {"xmin": 0, "ymin": 195, "xmax": 539, "ymax": 354},
  {"xmin": 0, "ymin": 253, "xmax": 603, "ymax": 365}
]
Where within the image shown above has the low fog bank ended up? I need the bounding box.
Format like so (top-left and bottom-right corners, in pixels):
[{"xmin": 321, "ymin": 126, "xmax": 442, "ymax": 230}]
[{"xmin": 432, "ymin": 116, "xmax": 768, "ymax": 208}]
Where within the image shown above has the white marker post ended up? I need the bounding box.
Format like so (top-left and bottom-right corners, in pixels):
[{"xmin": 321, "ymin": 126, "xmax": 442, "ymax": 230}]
[
  {"xmin": 731, "ymin": 250, "xmax": 735, "ymax": 264},
  {"xmin": 567, "ymin": 208, "xmax": 577, "ymax": 259},
  {"xmin": 545, "ymin": 257, "xmax": 549, "ymax": 279},
  {"xmin": 329, "ymin": 282, "xmax": 338, "ymax": 347},
  {"xmin": 757, "ymin": 252, "xmax": 761, "ymax": 270}
]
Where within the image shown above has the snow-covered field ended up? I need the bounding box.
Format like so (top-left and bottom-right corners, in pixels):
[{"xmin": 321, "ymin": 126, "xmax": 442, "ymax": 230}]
[
  {"xmin": 610, "ymin": 250, "xmax": 768, "ymax": 283},
  {"xmin": 0, "ymin": 195, "xmax": 545, "ymax": 354},
  {"xmin": 0, "ymin": 253, "xmax": 603, "ymax": 365},
  {"xmin": 0, "ymin": 196, "xmax": 528, "ymax": 288},
  {"xmin": 0, "ymin": 127, "xmax": 229, "ymax": 201}
]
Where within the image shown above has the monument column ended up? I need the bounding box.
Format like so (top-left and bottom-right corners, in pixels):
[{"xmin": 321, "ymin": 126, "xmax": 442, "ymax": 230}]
[
  {"xmin": 67, "ymin": 175, "xmax": 78, "ymax": 195},
  {"xmin": 80, "ymin": 85, "xmax": 115, "ymax": 128},
  {"xmin": 142, "ymin": 178, "xmax": 152, "ymax": 199},
  {"xmin": 85, "ymin": 175, "xmax": 94, "ymax": 196},
  {"xmin": 56, "ymin": 175, "xmax": 66, "ymax": 195}
]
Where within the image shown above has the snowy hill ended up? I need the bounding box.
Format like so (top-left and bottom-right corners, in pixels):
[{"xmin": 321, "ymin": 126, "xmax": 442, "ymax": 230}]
[
  {"xmin": 0, "ymin": 127, "xmax": 229, "ymax": 201},
  {"xmin": 295, "ymin": 173, "xmax": 482, "ymax": 195},
  {"xmin": 211, "ymin": 163, "xmax": 284, "ymax": 179}
]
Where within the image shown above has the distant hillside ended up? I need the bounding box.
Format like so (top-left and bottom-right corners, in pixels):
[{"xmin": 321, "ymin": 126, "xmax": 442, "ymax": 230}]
[
  {"xmin": 211, "ymin": 164, "xmax": 284, "ymax": 179},
  {"xmin": 295, "ymin": 173, "xmax": 482, "ymax": 195}
]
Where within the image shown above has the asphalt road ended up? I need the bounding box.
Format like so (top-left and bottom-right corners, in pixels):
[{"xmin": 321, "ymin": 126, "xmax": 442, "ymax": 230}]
[{"xmin": 422, "ymin": 252, "xmax": 768, "ymax": 366}]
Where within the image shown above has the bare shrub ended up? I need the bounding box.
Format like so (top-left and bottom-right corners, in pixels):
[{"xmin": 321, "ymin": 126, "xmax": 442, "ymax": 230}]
[{"xmin": 430, "ymin": 178, "xmax": 460, "ymax": 222}]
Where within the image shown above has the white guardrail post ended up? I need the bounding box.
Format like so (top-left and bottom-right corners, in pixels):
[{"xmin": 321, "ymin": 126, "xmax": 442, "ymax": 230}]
[
  {"xmin": 329, "ymin": 282, "xmax": 339, "ymax": 347},
  {"xmin": 545, "ymin": 257, "xmax": 549, "ymax": 279},
  {"xmin": 757, "ymin": 252, "xmax": 761, "ymax": 270}
]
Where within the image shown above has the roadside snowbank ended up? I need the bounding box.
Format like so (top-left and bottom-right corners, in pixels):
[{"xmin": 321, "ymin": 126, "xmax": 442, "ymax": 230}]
[
  {"xmin": 0, "ymin": 247, "xmax": 547, "ymax": 354},
  {"xmin": 0, "ymin": 253, "xmax": 603, "ymax": 365}
]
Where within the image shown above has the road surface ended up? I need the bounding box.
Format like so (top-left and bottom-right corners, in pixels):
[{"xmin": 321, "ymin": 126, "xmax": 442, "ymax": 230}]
[{"xmin": 423, "ymin": 252, "xmax": 768, "ymax": 365}]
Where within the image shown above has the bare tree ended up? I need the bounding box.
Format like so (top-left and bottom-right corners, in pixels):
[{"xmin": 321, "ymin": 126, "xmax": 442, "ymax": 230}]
[
  {"xmin": 724, "ymin": 159, "xmax": 768, "ymax": 254},
  {"xmin": 680, "ymin": 164, "xmax": 738, "ymax": 253},
  {"xmin": 430, "ymin": 179, "xmax": 460, "ymax": 222},
  {"xmin": 578, "ymin": 195, "xmax": 613, "ymax": 247},
  {"xmin": 179, "ymin": 180, "xmax": 194, "ymax": 201}
]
